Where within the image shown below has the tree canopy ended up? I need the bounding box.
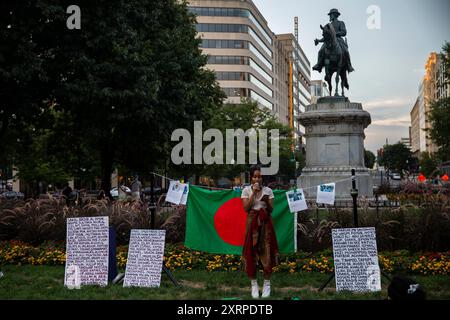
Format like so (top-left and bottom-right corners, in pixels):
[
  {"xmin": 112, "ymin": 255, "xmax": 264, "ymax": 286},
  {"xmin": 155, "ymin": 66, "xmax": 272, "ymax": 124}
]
[
  {"xmin": 364, "ymin": 149, "xmax": 376, "ymax": 169},
  {"xmin": 1, "ymin": 1, "xmax": 224, "ymax": 195},
  {"xmin": 378, "ymin": 143, "xmax": 413, "ymax": 175}
]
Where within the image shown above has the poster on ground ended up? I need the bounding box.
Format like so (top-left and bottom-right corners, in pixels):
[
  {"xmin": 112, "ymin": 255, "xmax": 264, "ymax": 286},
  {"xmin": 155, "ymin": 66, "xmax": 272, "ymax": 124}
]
[
  {"xmin": 332, "ymin": 227, "xmax": 381, "ymax": 292},
  {"xmin": 123, "ymin": 229, "xmax": 166, "ymax": 288},
  {"xmin": 64, "ymin": 216, "xmax": 109, "ymax": 287}
]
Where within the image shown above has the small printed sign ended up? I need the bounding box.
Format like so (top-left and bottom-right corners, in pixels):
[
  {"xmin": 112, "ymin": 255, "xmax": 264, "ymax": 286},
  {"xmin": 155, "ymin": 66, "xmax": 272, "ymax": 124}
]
[
  {"xmin": 317, "ymin": 183, "xmax": 336, "ymax": 205},
  {"xmin": 286, "ymin": 189, "xmax": 308, "ymax": 213}
]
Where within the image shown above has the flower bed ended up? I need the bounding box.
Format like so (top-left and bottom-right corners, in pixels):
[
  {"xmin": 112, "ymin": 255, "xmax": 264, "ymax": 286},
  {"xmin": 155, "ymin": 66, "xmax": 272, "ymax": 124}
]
[{"xmin": 1, "ymin": 241, "xmax": 449, "ymax": 275}]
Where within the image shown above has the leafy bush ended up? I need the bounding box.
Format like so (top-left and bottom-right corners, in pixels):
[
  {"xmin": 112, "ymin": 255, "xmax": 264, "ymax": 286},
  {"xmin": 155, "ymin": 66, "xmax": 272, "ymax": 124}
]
[{"xmin": 1, "ymin": 183, "xmax": 449, "ymax": 252}]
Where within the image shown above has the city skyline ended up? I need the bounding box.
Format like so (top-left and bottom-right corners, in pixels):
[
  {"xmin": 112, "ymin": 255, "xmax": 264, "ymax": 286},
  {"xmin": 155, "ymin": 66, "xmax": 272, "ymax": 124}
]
[{"xmin": 253, "ymin": 0, "xmax": 450, "ymax": 154}]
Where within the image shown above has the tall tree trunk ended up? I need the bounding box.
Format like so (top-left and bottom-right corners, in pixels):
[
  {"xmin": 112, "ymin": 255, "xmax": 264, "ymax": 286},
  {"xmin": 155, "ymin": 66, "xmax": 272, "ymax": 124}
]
[{"xmin": 100, "ymin": 143, "xmax": 114, "ymax": 200}]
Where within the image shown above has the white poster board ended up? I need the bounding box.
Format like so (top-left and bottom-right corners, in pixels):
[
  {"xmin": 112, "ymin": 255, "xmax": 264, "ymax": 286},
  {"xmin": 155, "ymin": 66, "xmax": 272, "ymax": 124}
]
[
  {"xmin": 123, "ymin": 229, "xmax": 166, "ymax": 288},
  {"xmin": 317, "ymin": 183, "xmax": 336, "ymax": 205},
  {"xmin": 165, "ymin": 180, "xmax": 184, "ymax": 205},
  {"xmin": 180, "ymin": 183, "xmax": 189, "ymax": 205},
  {"xmin": 332, "ymin": 227, "xmax": 381, "ymax": 292},
  {"xmin": 286, "ymin": 189, "xmax": 308, "ymax": 213},
  {"xmin": 64, "ymin": 216, "xmax": 109, "ymax": 287}
]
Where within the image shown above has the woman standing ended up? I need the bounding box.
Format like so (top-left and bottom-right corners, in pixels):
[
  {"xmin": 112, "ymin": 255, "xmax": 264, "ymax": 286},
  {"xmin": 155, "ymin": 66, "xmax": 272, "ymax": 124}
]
[{"xmin": 241, "ymin": 165, "xmax": 279, "ymax": 298}]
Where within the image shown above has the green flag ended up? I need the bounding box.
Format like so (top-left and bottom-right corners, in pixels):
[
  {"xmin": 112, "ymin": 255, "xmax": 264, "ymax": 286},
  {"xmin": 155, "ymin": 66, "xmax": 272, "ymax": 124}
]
[{"xmin": 185, "ymin": 186, "xmax": 296, "ymax": 254}]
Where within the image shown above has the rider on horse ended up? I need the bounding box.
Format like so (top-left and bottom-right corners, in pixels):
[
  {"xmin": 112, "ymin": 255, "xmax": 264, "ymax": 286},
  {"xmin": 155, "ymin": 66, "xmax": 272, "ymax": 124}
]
[{"xmin": 313, "ymin": 8, "xmax": 355, "ymax": 74}]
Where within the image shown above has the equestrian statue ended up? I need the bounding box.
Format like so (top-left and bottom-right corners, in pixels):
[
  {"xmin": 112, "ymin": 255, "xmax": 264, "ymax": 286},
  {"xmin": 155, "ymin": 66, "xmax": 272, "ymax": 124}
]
[{"xmin": 312, "ymin": 8, "xmax": 355, "ymax": 97}]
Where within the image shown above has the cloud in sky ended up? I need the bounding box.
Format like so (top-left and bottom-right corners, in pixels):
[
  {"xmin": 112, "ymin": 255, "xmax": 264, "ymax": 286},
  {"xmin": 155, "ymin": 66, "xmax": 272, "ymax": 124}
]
[
  {"xmin": 365, "ymin": 124, "xmax": 409, "ymax": 153},
  {"xmin": 363, "ymin": 97, "xmax": 413, "ymax": 110},
  {"xmin": 372, "ymin": 115, "xmax": 411, "ymax": 127}
]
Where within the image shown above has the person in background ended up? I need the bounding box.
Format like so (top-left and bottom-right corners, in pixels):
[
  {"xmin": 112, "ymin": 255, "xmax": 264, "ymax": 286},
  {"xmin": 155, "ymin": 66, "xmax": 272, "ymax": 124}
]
[
  {"xmin": 241, "ymin": 165, "xmax": 279, "ymax": 299},
  {"xmin": 130, "ymin": 175, "xmax": 142, "ymax": 201},
  {"xmin": 62, "ymin": 183, "xmax": 72, "ymax": 205},
  {"xmin": 118, "ymin": 182, "xmax": 127, "ymax": 200},
  {"xmin": 97, "ymin": 190, "xmax": 106, "ymax": 200}
]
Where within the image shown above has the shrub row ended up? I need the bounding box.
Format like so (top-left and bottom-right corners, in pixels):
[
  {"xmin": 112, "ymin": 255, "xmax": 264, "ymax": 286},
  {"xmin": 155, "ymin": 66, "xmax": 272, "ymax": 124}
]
[{"xmin": 1, "ymin": 241, "xmax": 449, "ymax": 276}]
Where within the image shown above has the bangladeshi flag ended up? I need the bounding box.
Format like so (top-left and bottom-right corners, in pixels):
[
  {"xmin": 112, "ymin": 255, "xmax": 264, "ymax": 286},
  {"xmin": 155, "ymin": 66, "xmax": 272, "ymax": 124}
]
[{"xmin": 185, "ymin": 185, "xmax": 296, "ymax": 254}]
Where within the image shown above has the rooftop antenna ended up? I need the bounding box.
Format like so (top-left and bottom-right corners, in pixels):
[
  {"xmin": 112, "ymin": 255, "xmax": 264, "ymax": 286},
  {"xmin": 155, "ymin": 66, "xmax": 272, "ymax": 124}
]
[{"xmin": 294, "ymin": 16, "xmax": 298, "ymax": 41}]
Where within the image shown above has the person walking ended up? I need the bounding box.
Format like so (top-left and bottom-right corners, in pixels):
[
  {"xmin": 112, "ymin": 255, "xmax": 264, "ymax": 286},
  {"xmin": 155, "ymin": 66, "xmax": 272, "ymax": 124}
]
[{"xmin": 241, "ymin": 165, "xmax": 279, "ymax": 299}]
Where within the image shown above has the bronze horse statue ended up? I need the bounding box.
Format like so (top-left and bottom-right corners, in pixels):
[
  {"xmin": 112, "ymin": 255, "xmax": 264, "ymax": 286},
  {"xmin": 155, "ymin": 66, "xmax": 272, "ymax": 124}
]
[{"xmin": 320, "ymin": 23, "xmax": 349, "ymax": 96}]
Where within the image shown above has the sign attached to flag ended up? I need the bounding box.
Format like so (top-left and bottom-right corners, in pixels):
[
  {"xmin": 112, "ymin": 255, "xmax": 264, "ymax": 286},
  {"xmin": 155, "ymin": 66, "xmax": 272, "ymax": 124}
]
[
  {"xmin": 166, "ymin": 180, "xmax": 184, "ymax": 205},
  {"xmin": 180, "ymin": 184, "xmax": 189, "ymax": 205},
  {"xmin": 286, "ymin": 189, "xmax": 308, "ymax": 213},
  {"xmin": 185, "ymin": 186, "xmax": 296, "ymax": 254}
]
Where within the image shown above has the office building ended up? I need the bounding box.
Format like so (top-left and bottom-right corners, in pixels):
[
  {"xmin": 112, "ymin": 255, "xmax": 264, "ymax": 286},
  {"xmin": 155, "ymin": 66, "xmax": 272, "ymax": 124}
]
[
  {"xmin": 276, "ymin": 33, "xmax": 311, "ymax": 150},
  {"xmin": 410, "ymin": 98, "xmax": 420, "ymax": 156},
  {"xmin": 188, "ymin": 0, "xmax": 311, "ymax": 146}
]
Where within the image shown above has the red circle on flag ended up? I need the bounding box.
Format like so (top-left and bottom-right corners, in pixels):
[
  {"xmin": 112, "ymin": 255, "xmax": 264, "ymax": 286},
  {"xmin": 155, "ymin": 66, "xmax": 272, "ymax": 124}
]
[{"xmin": 214, "ymin": 198, "xmax": 248, "ymax": 246}]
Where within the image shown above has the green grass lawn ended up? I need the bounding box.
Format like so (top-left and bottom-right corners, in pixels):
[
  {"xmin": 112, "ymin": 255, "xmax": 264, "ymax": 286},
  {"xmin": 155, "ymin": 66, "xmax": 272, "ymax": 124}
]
[{"xmin": 0, "ymin": 265, "xmax": 449, "ymax": 300}]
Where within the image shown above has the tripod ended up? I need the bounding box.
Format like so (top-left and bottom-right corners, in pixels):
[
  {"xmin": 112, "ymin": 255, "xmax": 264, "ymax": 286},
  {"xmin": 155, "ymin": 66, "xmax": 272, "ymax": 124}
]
[
  {"xmin": 150, "ymin": 172, "xmax": 180, "ymax": 287},
  {"xmin": 318, "ymin": 169, "xmax": 391, "ymax": 291}
]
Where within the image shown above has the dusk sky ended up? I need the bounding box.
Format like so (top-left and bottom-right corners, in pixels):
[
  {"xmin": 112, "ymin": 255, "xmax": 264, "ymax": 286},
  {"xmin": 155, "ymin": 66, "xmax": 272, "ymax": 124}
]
[{"xmin": 253, "ymin": 0, "xmax": 450, "ymax": 154}]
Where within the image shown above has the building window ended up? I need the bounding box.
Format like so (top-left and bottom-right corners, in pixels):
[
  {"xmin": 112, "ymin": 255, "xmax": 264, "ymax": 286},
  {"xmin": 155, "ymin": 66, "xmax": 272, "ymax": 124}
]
[
  {"xmin": 201, "ymin": 39, "xmax": 249, "ymax": 49},
  {"xmin": 250, "ymin": 90, "xmax": 273, "ymax": 110},
  {"xmin": 249, "ymin": 43, "xmax": 272, "ymax": 71},
  {"xmin": 196, "ymin": 24, "xmax": 272, "ymax": 58},
  {"xmin": 189, "ymin": 7, "xmax": 273, "ymax": 45},
  {"xmin": 215, "ymin": 72, "xmax": 248, "ymax": 81},
  {"xmin": 207, "ymin": 56, "xmax": 250, "ymax": 65},
  {"xmin": 222, "ymin": 88, "xmax": 249, "ymax": 97},
  {"xmin": 249, "ymin": 74, "xmax": 273, "ymax": 97}
]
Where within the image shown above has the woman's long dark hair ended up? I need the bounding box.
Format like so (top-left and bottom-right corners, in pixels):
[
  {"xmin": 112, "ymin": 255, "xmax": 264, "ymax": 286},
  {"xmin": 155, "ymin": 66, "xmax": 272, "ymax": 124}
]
[{"xmin": 249, "ymin": 164, "xmax": 262, "ymax": 179}]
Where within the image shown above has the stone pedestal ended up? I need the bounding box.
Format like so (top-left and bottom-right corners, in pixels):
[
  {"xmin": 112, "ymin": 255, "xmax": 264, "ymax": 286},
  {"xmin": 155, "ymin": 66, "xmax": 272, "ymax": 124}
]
[{"xmin": 298, "ymin": 97, "xmax": 373, "ymax": 199}]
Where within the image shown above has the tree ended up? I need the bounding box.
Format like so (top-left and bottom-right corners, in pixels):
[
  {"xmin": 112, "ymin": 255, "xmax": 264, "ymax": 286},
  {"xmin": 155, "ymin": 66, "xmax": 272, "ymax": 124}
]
[
  {"xmin": 0, "ymin": 2, "xmax": 55, "ymax": 163},
  {"xmin": 428, "ymin": 98, "xmax": 450, "ymax": 162},
  {"xmin": 419, "ymin": 152, "xmax": 440, "ymax": 177},
  {"xmin": 364, "ymin": 149, "xmax": 376, "ymax": 169},
  {"xmin": 170, "ymin": 98, "xmax": 295, "ymax": 184},
  {"xmin": 40, "ymin": 0, "xmax": 224, "ymax": 195},
  {"xmin": 378, "ymin": 143, "xmax": 413, "ymax": 175},
  {"xmin": 441, "ymin": 41, "xmax": 450, "ymax": 86}
]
